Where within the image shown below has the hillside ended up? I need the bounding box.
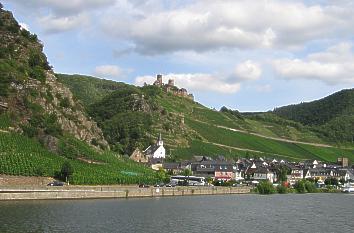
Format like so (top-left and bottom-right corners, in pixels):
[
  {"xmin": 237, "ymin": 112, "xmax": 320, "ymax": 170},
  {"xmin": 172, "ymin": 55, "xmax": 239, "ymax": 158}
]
[
  {"xmin": 56, "ymin": 74, "xmax": 127, "ymax": 108},
  {"xmin": 0, "ymin": 5, "xmax": 160, "ymax": 184},
  {"xmin": 273, "ymin": 89, "xmax": 354, "ymax": 143},
  {"xmin": 58, "ymin": 74, "xmax": 354, "ymax": 163}
]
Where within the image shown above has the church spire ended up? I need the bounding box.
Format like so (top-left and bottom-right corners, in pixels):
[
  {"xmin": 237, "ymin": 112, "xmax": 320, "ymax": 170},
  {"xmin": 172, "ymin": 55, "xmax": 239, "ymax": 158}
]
[{"xmin": 157, "ymin": 133, "xmax": 163, "ymax": 146}]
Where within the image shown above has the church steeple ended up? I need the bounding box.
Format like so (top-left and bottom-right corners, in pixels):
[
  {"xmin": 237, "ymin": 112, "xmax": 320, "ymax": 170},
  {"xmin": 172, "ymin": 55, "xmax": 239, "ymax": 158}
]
[{"xmin": 157, "ymin": 133, "xmax": 163, "ymax": 146}]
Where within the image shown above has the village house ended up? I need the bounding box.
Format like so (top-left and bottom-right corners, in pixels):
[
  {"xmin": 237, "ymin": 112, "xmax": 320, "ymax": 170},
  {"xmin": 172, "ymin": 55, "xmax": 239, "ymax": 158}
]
[
  {"xmin": 244, "ymin": 163, "xmax": 276, "ymax": 183},
  {"xmin": 129, "ymin": 148, "xmax": 148, "ymax": 163},
  {"xmin": 214, "ymin": 163, "xmax": 234, "ymax": 181},
  {"xmin": 288, "ymin": 165, "xmax": 305, "ymax": 185}
]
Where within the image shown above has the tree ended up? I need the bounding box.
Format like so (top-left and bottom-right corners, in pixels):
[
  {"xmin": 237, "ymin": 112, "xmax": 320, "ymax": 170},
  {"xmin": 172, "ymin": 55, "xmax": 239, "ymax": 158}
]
[
  {"xmin": 277, "ymin": 165, "xmax": 290, "ymax": 183},
  {"xmin": 61, "ymin": 161, "xmax": 74, "ymax": 183},
  {"xmin": 324, "ymin": 177, "xmax": 338, "ymax": 186},
  {"xmin": 304, "ymin": 180, "xmax": 317, "ymax": 193}
]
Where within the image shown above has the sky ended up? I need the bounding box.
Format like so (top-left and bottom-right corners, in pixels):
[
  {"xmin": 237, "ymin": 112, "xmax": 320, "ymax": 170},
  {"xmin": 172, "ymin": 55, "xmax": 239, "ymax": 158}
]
[{"xmin": 3, "ymin": 0, "xmax": 354, "ymax": 111}]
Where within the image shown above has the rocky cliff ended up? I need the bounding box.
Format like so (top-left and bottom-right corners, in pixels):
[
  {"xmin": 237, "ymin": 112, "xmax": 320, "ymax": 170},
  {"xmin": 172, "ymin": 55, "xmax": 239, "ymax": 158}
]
[{"xmin": 0, "ymin": 5, "xmax": 108, "ymax": 151}]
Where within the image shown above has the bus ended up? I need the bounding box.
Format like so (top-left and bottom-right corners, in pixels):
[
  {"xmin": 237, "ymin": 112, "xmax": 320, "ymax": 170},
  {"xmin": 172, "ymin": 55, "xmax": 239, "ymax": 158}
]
[{"xmin": 170, "ymin": 175, "xmax": 206, "ymax": 186}]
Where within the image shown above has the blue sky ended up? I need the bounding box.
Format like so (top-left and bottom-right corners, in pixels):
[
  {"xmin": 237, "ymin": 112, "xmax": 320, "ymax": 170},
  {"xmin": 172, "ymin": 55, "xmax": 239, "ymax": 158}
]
[{"xmin": 3, "ymin": 0, "xmax": 354, "ymax": 111}]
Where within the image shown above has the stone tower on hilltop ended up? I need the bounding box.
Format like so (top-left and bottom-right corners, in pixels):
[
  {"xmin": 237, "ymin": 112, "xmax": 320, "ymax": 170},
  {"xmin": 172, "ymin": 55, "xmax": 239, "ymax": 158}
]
[{"xmin": 151, "ymin": 74, "xmax": 194, "ymax": 101}]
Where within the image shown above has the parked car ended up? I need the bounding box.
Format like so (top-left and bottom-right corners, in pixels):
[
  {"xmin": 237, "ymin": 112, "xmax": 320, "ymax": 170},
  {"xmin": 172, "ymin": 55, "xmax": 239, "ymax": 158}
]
[
  {"xmin": 165, "ymin": 183, "xmax": 176, "ymax": 187},
  {"xmin": 47, "ymin": 181, "xmax": 64, "ymax": 186},
  {"xmin": 138, "ymin": 184, "xmax": 150, "ymax": 188}
]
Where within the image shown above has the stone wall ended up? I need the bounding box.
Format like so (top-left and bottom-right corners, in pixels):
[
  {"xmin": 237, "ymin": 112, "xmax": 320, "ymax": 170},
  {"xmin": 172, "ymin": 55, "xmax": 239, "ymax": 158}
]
[{"xmin": 0, "ymin": 186, "xmax": 251, "ymax": 200}]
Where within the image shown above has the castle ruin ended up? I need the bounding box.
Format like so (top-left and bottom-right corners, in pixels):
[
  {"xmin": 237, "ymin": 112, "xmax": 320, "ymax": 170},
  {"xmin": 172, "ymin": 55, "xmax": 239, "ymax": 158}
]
[{"xmin": 152, "ymin": 74, "xmax": 194, "ymax": 100}]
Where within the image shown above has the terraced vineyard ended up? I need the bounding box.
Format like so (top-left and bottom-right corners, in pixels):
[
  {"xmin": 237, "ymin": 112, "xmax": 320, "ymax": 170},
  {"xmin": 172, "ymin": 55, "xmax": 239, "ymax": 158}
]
[{"xmin": 0, "ymin": 132, "xmax": 159, "ymax": 185}]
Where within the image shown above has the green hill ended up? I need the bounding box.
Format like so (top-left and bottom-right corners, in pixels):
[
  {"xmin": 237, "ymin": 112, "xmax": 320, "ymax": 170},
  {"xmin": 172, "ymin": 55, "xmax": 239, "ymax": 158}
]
[
  {"xmin": 273, "ymin": 89, "xmax": 354, "ymax": 143},
  {"xmin": 0, "ymin": 5, "xmax": 160, "ymax": 184},
  {"xmin": 56, "ymin": 74, "xmax": 127, "ymax": 108},
  {"xmin": 58, "ymin": 74, "xmax": 354, "ymax": 163}
]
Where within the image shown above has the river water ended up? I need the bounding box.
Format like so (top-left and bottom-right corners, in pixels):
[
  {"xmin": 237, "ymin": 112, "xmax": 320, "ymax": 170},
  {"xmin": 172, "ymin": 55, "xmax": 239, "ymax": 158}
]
[{"xmin": 0, "ymin": 193, "xmax": 353, "ymax": 233}]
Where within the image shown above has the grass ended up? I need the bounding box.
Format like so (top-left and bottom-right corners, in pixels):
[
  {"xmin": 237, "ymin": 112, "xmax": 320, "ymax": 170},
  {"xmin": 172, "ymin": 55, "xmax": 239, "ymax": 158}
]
[{"xmin": 185, "ymin": 118, "xmax": 353, "ymax": 161}]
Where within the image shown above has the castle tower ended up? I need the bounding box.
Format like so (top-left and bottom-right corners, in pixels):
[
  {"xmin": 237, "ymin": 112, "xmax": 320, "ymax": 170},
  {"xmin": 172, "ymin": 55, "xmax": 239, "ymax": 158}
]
[
  {"xmin": 168, "ymin": 79, "xmax": 175, "ymax": 86},
  {"xmin": 153, "ymin": 74, "xmax": 163, "ymax": 86},
  {"xmin": 157, "ymin": 74, "xmax": 163, "ymax": 85}
]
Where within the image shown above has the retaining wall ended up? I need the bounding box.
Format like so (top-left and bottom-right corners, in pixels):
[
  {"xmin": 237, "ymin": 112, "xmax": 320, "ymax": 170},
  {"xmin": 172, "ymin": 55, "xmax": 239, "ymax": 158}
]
[{"xmin": 0, "ymin": 186, "xmax": 251, "ymax": 200}]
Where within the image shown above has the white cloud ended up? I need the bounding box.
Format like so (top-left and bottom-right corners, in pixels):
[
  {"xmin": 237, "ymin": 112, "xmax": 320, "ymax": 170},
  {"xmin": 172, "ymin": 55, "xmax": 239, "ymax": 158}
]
[
  {"xmin": 135, "ymin": 73, "xmax": 241, "ymax": 94},
  {"xmin": 272, "ymin": 42, "xmax": 354, "ymax": 84},
  {"xmin": 9, "ymin": 0, "xmax": 115, "ymax": 16},
  {"xmin": 234, "ymin": 60, "xmax": 262, "ymax": 81},
  {"xmin": 94, "ymin": 65, "xmax": 123, "ymax": 78},
  {"xmin": 101, "ymin": 0, "xmax": 354, "ymax": 54},
  {"xmin": 38, "ymin": 14, "xmax": 89, "ymax": 33}
]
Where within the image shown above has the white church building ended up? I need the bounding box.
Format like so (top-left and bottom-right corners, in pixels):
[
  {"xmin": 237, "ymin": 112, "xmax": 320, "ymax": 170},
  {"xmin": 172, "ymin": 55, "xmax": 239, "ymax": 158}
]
[{"xmin": 143, "ymin": 133, "xmax": 166, "ymax": 159}]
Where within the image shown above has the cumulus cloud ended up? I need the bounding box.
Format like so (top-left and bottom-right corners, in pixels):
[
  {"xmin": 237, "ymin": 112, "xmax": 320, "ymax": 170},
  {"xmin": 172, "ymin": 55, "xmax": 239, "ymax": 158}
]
[
  {"xmin": 272, "ymin": 42, "xmax": 354, "ymax": 84},
  {"xmin": 234, "ymin": 60, "xmax": 262, "ymax": 81},
  {"xmin": 38, "ymin": 14, "xmax": 89, "ymax": 33},
  {"xmin": 135, "ymin": 73, "xmax": 241, "ymax": 94},
  {"xmin": 101, "ymin": 0, "xmax": 354, "ymax": 54},
  {"xmin": 7, "ymin": 0, "xmax": 114, "ymax": 33},
  {"xmin": 9, "ymin": 0, "xmax": 115, "ymax": 16},
  {"xmin": 94, "ymin": 65, "xmax": 123, "ymax": 79}
]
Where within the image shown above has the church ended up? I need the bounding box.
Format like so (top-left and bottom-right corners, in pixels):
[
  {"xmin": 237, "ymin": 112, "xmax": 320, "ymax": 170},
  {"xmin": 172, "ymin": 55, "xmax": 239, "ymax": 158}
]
[
  {"xmin": 129, "ymin": 133, "xmax": 166, "ymax": 164},
  {"xmin": 143, "ymin": 133, "xmax": 166, "ymax": 159}
]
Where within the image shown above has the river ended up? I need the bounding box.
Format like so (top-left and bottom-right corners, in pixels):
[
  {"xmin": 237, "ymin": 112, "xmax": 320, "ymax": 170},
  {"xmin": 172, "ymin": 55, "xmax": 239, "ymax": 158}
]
[{"xmin": 0, "ymin": 193, "xmax": 353, "ymax": 233}]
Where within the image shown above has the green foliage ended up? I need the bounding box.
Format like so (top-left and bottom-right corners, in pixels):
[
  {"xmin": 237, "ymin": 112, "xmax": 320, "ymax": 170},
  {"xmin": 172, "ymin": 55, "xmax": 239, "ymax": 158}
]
[
  {"xmin": 256, "ymin": 180, "xmax": 275, "ymax": 194},
  {"xmin": 277, "ymin": 165, "xmax": 290, "ymax": 183},
  {"xmin": 294, "ymin": 180, "xmax": 306, "ymax": 193},
  {"xmin": 294, "ymin": 179, "xmax": 318, "ymax": 193},
  {"xmin": 103, "ymin": 112, "xmax": 153, "ymax": 155},
  {"xmin": 220, "ymin": 106, "xmax": 243, "ymax": 119},
  {"xmin": 23, "ymin": 109, "xmax": 62, "ymax": 138},
  {"xmin": 59, "ymin": 97, "xmax": 71, "ymax": 108},
  {"xmin": 0, "ymin": 131, "xmax": 159, "ymax": 185},
  {"xmin": 60, "ymin": 161, "xmax": 74, "ymax": 182},
  {"xmin": 276, "ymin": 184, "xmax": 288, "ymax": 194},
  {"xmin": 181, "ymin": 168, "xmax": 192, "ymax": 176},
  {"xmin": 56, "ymin": 73, "xmax": 128, "ymax": 108},
  {"xmin": 324, "ymin": 177, "xmax": 339, "ymax": 186},
  {"xmin": 273, "ymin": 89, "xmax": 354, "ymax": 143},
  {"xmin": 58, "ymin": 71, "xmax": 354, "ymax": 162},
  {"xmin": 29, "ymin": 66, "xmax": 46, "ymax": 82},
  {"xmin": 0, "ymin": 113, "xmax": 11, "ymax": 129},
  {"xmin": 304, "ymin": 180, "xmax": 317, "ymax": 193}
]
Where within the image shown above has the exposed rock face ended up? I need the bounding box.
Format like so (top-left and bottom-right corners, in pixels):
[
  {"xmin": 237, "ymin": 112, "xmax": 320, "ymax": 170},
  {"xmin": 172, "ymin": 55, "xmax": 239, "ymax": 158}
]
[
  {"xmin": 26, "ymin": 72, "xmax": 109, "ymax": 149},
  {"xmin": 0, "ymin": 6, "xmax": 108, "ymax": 150}
]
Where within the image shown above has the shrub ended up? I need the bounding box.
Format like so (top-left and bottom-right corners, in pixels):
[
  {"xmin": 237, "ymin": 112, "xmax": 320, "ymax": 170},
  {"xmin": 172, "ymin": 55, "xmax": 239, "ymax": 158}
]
[
  {"xmin": 59, "ymin": 97, "xmax": 71, "ymax": 108},
  {"xmin": 256, "ymin": 180, "xmax": 275, "ymax": 194},
  {"xmin": 294, "ymin": 180, "xmax": 306, "ymax": 193},
  {"xmin": 29, "ymin": 66, "xmax": 46, "ymax": 82},
  {"xmin": 305, "ymin": 181, "xmax": 317, "ymax": 193},
  {"xmin": 277, "ymin": 184, "xmax": 288, "ymax": 194}
]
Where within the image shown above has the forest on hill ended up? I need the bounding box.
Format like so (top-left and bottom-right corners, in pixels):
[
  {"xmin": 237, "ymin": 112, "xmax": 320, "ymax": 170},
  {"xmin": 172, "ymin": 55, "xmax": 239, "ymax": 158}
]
[{"xmin": 272, "ymin": 89, "xmax": 354, "ymax": 143}]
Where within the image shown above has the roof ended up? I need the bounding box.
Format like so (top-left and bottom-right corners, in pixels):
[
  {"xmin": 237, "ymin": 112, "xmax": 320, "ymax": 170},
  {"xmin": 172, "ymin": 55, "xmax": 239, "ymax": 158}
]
[
  {"xmin": 144, "ymin": 144, "xmax": 161, "ymax": 155},
  {"xmin": 163, "ymin": 163, "xmax": 181, "ymax": 170}
]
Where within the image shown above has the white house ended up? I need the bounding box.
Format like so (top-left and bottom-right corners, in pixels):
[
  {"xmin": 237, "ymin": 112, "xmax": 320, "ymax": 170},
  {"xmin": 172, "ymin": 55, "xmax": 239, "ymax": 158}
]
[{"xmin": 144, "ymin": 133, "xmax": 166, "ymax": 159}]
